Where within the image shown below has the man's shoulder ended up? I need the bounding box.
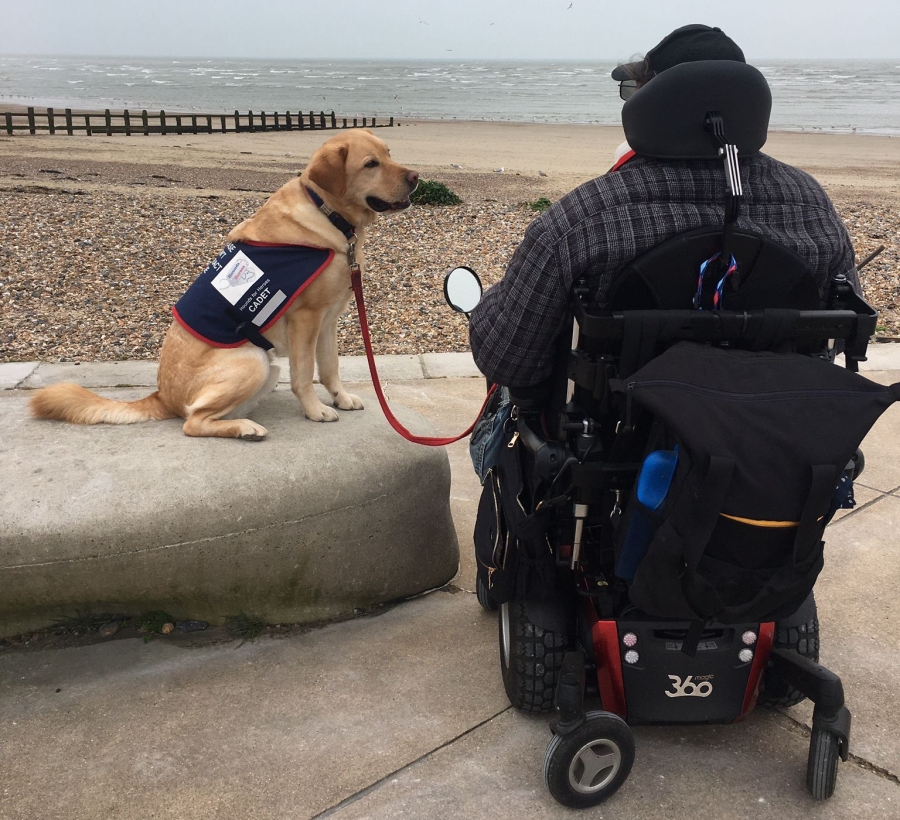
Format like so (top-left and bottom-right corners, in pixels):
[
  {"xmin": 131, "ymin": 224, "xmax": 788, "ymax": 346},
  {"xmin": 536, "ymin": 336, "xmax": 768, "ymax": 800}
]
[
  {"xmin": 748, "ymin": 152, "xmax": 835, "ymax": 203},
  {"xmin": 540, "ymin": 159, "xmax": 667, "ymax": 228}
]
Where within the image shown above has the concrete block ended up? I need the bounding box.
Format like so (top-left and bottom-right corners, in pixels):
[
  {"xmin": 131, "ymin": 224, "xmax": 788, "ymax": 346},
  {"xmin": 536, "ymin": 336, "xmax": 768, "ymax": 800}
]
[{"xmin": 0, "ymin": 388, "xmax": 458, "ymax": 636}]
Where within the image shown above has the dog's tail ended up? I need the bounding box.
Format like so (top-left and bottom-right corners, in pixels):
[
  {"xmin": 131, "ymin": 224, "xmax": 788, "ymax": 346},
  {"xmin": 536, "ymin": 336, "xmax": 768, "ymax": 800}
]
[{"xmin": 29, "ymin": 384, "xmax": 177, "ymax": 425}]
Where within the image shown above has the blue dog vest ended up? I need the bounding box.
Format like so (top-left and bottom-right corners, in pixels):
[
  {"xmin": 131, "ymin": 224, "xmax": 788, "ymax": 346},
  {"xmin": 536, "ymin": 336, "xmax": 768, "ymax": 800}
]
[{"xmin": 173, "ymin": 241, "xmax": 334, "ymax": 348}]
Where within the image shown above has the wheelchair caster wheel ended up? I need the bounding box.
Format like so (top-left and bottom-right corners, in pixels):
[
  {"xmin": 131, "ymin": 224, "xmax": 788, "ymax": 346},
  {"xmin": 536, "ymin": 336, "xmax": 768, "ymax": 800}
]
[
  {"xmin": 542, "ymin": 710, "xmax": 634, "ymax": 808},
  {"xmin": 807, "ymin": 728, "xmax": 840, "ymax": 800}
]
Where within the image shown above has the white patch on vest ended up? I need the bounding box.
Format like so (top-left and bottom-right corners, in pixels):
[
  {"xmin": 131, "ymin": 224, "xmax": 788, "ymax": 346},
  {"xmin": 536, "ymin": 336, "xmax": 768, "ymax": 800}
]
[
  {"xmin": 252, "ymin": 289, "xmax": 287, "ymax": 326},
  {"xmin": 211, "ymin": 251, "xmax": 266, "ymax": 305}
]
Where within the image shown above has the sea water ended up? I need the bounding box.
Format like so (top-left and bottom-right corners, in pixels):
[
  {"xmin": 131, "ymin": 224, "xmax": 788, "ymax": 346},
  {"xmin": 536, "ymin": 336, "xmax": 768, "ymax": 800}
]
[{"xmin": 1, "ymin": 55, "xmax": 899, "ymax": 135}]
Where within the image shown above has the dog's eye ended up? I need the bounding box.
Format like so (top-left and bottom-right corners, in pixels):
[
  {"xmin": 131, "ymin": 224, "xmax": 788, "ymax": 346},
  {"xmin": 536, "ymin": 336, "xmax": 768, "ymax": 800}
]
[{"xmin": 364, "ymin": 159, "xmax": 379, "ymax": 168}]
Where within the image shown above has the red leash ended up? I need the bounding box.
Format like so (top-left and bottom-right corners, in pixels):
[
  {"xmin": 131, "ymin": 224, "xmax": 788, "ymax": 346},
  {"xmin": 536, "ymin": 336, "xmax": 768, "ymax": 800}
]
[{"xmin": 350, "ymin": 267, "xmax": 497, "ymax": 446}]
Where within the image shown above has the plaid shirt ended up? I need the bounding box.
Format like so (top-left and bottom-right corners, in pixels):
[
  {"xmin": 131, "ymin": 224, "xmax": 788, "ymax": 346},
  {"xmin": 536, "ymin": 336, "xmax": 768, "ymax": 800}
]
[{"xmin": 469, "ymin": 153, "xmax": 858, "ymax": 388}]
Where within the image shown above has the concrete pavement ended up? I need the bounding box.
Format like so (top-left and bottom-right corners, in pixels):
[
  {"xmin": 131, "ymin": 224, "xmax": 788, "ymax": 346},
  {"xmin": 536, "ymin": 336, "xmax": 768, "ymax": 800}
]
[{"xmin": 2, "ymin": 350, "xmax": 900, "ymax": 818}]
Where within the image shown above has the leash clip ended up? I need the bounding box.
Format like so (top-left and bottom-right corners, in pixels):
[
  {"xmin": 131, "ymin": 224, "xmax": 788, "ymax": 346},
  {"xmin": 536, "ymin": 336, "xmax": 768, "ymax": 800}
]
[{"xmin": 347, "ymin": 233, "xmax": 360, "ymax": 272}]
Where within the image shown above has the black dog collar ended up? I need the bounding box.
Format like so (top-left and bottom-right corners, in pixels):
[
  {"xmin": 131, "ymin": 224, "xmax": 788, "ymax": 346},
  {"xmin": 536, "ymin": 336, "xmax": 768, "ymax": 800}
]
[{"xmin": 305, "ymin": 187, "xmax": 356, "ymax": 240}]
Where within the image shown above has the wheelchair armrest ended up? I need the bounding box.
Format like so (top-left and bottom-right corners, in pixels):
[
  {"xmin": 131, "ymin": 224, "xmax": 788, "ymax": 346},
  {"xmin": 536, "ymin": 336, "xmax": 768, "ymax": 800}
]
[
  {"xmin": 508, "ymin": 381, "xmax": 555, "ymax": 410},
  {"xmin": 514, "ymin": 415, "xmax": 571, "ymax": 483}
]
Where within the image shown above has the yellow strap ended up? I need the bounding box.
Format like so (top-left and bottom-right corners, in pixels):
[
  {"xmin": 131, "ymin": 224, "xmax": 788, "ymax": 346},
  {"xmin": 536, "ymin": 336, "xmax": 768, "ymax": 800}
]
[{"xmin": 720, "ymin": 513, "xmax": 799, "ymax": 529}]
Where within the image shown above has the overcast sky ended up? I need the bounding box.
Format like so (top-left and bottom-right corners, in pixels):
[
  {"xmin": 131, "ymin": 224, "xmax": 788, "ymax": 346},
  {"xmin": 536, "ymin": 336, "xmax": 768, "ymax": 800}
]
[{"xmin": 2, "ymin": 0, "xmax": 897, "ymax": 61}]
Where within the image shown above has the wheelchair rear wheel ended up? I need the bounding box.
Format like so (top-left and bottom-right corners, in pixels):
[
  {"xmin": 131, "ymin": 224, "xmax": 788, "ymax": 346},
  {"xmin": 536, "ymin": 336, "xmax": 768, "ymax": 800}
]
[
  {"xmin": 499, "ymin": 601, "xmax": 567, "ymax": 712},
  {"xmin": 476, "ymin": 568, "xmax": 498, "ymax": 611}
]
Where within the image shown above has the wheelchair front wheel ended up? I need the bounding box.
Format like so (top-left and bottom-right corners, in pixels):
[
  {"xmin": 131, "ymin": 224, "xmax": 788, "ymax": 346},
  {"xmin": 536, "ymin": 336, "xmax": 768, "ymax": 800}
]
[
  {"xmin": 807, "ymin": 728, "xmax": 840, "ymax": 800},
  {"xmin": 543, "ymin": 711, "xmax": 634, "ymax": 809}
]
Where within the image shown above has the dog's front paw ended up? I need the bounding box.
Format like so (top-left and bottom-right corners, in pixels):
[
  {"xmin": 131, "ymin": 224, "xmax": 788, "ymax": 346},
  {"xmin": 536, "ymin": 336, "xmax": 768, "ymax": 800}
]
[
  {"xmin": 333, "ymin": 391, "xmax": 364, "ymax": 411},
  {"xmin": 305, "ymin": 402, "xmax": 340, "ymax": 422}
]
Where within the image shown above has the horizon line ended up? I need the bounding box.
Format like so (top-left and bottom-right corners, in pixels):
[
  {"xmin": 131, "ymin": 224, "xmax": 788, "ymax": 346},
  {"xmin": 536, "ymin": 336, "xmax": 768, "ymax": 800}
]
[{"xmin": 3, "ymin": 52, "xmax": 899, "ymax": 63}]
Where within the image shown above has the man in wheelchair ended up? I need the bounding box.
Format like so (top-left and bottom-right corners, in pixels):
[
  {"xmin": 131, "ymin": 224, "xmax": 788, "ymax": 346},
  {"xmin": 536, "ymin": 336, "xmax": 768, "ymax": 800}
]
[
  {"xmin": 464, "ymin": 24, "xmax": 897, "ymax": 809},
  {"xmin": 469, "ymin": 24, "xmax": 859, "ymax": 391}
]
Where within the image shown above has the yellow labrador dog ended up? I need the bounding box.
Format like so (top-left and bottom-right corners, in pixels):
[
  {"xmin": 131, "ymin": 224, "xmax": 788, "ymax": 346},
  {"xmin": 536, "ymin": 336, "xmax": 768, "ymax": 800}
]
[{"xmin": 30, "ymin": 130, "xmax": 419, "ymax": 440}]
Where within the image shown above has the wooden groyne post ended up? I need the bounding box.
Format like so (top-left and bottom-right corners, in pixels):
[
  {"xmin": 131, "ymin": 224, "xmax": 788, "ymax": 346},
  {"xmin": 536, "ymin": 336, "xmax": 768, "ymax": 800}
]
[{"xmin": 0, "ymin": 107, "xmax": 396, "ymax": 136}]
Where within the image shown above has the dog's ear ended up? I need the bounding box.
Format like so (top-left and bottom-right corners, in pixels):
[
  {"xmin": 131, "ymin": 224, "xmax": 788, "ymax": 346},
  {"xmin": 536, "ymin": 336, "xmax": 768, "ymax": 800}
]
[{"xmin": 307, "ymin": 141, "xmax": 348, "ymax": 197}]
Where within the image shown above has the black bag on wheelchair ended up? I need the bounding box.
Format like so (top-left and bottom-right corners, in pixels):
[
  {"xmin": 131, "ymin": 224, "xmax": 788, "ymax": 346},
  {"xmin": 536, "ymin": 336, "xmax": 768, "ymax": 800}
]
[
  {"xmin": 612, "ymin": 339, "xmax": 900, "ymax": 624},
  {"xmin": 473, "ymin": 427, "xmax": 561, "ymax": 606}
]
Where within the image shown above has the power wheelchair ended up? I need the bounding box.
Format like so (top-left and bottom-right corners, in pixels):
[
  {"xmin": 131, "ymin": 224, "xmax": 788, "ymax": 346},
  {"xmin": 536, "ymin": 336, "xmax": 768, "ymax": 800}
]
[{"xmin": 465, "ymin": 61, "xmax": 889, "ymax": 808}]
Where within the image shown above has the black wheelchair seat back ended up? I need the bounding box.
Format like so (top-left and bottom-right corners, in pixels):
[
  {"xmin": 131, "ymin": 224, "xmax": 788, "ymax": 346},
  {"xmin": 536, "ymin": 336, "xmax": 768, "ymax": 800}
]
[
  {"xmin": 607, "ymin": 226, "xmax": 821, "ymax": 313},
  {"xmin": 613, "ymin": 61, "xmax": 817, "ymax": 314}
]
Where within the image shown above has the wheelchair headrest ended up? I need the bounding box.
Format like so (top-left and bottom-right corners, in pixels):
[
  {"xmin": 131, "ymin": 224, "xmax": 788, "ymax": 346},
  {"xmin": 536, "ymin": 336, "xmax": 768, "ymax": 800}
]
[{"xmin": 622, "ymin": 60, "xmax": 772, "ymax": 160}]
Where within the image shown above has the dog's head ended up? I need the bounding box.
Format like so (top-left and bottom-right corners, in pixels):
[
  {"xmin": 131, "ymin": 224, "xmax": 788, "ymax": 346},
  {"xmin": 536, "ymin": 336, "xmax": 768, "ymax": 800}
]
[{"xmin": 306, "ymin": 130, "xmax": 418, "ymax": 220}]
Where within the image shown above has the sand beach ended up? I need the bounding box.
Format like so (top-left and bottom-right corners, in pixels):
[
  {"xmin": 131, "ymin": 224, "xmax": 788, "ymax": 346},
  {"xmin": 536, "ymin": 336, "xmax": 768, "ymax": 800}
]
[{"xmin": 1, "ymin": 119, "xmax": 899, "ymax": 363}]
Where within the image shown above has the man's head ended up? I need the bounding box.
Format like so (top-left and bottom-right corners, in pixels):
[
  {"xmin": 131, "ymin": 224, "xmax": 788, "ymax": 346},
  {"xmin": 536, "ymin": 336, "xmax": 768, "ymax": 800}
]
[{"xmin": 612, "ymin": 24, "xmax": 745, "ymax": 84}]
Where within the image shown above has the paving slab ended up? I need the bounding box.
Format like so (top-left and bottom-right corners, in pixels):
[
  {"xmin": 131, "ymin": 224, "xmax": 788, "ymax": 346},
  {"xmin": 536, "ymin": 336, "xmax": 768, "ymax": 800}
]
[
  {"xmin": 421, "ymin": 351, "xmax": 482, "ymax": 379},
  {"xmin": 0, "ymin": 592, "xmax": 503, "ymax": 820},
  {"xmin": 0, "ymin": 385, "xmax": 458, "ymax": 635},
  {"xmin": 845, "ymin": 369, "xmax": 900, "ymax": 492},
  {"xmin": 330, "ymin": 354, "xmax": 425, "ymax": 384},
  {"xmin": 840, "ymin": 344, "xmax": 900, "ymax": 371},
  {"xmin": 4, "ymin": 587, "xmax": 897, "ymax": 820},
  {"xmin": 0, "ymin": 361, "xmax": 39, "ymax": 390},
  {"xmin": 785, "ymin": 493, "xmax": 900, "ymax": 776},
  {"xmin": 326, "ymin": 708, "xmax": 900, "ymax": 820},
  {"xmin": 22, "ymin": 360, "xmax": 159, "ymax": 389}
]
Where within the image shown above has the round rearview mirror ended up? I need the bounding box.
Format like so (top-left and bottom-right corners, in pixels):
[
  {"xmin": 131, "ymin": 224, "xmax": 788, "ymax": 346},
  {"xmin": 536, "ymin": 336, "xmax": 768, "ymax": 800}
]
[{"xmin": 444, "ymin": 266, "xmax": 483, "ymax": 314}]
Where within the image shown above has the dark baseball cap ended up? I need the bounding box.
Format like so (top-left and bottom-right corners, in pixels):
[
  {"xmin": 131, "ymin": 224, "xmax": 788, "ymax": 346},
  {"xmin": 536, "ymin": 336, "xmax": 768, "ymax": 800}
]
[{"xmin": 611, "ymin": 24, "xmax": 745, "ymax": 81}]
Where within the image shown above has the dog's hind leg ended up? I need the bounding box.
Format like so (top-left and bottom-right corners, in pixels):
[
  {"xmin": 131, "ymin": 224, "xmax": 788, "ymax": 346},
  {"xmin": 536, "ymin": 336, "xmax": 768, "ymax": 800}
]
[
  {"xmin": 181, "ymin": 358, "xmax": 272, "ymax": 441},
  {"xmin": 182, "ymin": 387, "xmax": 270, "ymax": 440},
  {"xmin": 226, "ymin": 358, "xmax": 281, "ymax": 420}
]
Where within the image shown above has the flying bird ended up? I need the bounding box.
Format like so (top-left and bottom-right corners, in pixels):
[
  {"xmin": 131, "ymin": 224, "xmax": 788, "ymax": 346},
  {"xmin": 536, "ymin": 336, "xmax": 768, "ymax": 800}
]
[
  {"xmin": 418, "ymin": 17, "xmax": 429, "ymax": 25},
  {"xmin": 493, "ymin": 167, "xmax": 505, "ymax": 173},
  {"xmin": 451, "ymin": 163, "xmax": 463, "ymax": 169},
  {"xmin": 567, "ymin": 2, "xmax": 573, "ymax": 8},
  {"xmin": 539, "ymin": 170, "xmax": 548, "ymax": 177}
]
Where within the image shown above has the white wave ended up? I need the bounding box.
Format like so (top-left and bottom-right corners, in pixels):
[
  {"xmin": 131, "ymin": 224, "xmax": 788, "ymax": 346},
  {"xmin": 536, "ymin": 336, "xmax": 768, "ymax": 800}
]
[{"xmin": 67, "ymin": 80, "xmax": 83, "ymax": 84}]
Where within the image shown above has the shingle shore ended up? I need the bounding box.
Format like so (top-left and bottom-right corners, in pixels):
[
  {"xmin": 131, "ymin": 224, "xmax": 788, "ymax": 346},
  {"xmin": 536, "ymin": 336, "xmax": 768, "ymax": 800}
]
[{"xmin": 0, "ymin": 158, "xmax": 896, "ymax": 363}]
